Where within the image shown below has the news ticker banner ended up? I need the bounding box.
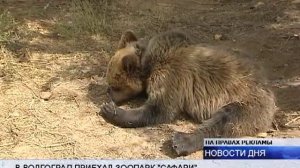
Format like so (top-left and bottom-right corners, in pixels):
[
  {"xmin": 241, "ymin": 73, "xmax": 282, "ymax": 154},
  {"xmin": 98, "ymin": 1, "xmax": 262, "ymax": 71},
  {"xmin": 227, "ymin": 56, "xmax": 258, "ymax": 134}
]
[
  {"xmin": 0, "ymin": 160, "xmax": 299, "ymax": 168},
  {"xmin": 203, "ymin": 138, "xmax": 300, "ymax": 159}
]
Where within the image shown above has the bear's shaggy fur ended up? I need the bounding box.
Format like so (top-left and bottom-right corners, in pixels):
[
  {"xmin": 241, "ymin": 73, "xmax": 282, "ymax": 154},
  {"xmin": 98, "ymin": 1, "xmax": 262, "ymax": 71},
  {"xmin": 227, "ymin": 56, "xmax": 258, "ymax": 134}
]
[{"xmin": 102, "ymin": 30, "xmax": 276, "ymax": 156}]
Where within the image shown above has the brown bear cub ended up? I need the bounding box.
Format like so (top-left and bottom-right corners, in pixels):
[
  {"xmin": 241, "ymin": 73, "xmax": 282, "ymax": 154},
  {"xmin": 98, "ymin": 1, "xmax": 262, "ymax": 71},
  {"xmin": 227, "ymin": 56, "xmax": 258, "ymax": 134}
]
[{"xmin": 101, "ymin": 30, "xmax": 277, "ymax": 156}]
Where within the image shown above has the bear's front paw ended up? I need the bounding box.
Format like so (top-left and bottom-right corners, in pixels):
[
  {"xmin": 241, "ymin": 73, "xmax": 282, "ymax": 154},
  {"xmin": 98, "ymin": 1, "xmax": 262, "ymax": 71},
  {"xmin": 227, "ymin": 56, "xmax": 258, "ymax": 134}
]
[{"xmin": 100, "ymin": 102, "xmax": 127, "ymax": 126}]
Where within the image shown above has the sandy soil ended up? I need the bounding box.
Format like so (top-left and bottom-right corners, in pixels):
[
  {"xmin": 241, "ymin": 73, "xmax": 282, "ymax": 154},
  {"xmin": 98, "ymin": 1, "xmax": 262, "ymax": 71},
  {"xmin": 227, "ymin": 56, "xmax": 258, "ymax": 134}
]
[{"xmin": 0, "ymin": 0, "xmax": 299, "ymax": 159}]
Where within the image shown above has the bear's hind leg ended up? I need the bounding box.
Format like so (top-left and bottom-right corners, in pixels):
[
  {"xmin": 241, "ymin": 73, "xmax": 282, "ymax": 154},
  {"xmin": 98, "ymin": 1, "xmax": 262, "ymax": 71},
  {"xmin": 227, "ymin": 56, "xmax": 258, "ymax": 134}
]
[{"xmin": 172, "ymin": 99, "xmax": 275, "ymax": 156}]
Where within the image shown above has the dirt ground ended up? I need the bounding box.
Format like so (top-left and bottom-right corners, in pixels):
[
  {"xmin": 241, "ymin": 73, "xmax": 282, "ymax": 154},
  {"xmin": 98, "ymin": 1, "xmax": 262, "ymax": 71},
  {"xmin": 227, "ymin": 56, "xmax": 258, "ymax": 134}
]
[{"xmin": 0, "ymin": 0, "xmax": 299, "ymax": 159}]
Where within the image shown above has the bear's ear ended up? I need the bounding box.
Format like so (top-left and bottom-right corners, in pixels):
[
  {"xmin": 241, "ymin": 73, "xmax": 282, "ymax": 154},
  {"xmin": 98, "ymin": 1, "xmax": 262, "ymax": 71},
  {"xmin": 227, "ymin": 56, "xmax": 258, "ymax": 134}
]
[
  {"xmin": 121, "ymin": 55, "xmax": 138, "ymax": 75},
  {"xmin": 118, "ymin": 30, "xmax": 138, "ymax": 49}
]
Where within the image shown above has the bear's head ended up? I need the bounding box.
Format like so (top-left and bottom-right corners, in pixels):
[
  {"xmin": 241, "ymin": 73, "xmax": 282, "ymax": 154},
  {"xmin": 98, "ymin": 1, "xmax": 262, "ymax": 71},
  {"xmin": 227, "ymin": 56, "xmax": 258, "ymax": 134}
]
[{"xmin": 106, "ymin": 30, "xmax": 146, "ymax": 105}]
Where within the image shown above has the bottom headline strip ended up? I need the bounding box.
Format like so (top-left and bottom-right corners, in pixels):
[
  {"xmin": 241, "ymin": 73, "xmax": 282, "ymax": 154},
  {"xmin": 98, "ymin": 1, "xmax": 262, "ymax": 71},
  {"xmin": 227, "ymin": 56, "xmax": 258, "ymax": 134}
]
[{"xmin": 0, "ymin": 160, "xmax": 299, "ymax": 168}]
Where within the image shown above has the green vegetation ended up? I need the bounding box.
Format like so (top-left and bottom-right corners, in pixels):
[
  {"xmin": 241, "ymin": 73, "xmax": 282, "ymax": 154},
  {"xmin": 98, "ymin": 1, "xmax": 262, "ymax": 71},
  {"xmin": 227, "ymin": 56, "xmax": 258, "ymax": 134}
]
[
  {"xmin": 55, "ymin": 0, "xmax": 113, "ymax": 37},
  {"xmin": 0, "ymin": 10, "xmax": 19, "ymax": 43}
]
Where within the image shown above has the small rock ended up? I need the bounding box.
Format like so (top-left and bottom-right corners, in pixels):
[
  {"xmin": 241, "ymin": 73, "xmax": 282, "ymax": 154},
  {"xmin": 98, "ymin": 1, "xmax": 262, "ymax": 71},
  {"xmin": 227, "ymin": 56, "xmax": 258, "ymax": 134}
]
[
  {"xmin": 257, "ymin": 132, "xmax": 268, "ymax": 138},
  {"xmin": 9, "ymin": 111, "xmax": 20, "ymax": 117},
  {"xmin": 214, "ymin": 34, "xmax": 223, "ymax": 40},
  {"xmin": 40, "ymin": 91, "xmax": 52, "ymax": 100},
  {"xmin": 81, "ymin": 69, "xmax": 90, "ymax": 74},
  {"xmin": 284, "ymin": 63, "xmax": 289, "ymax": 67}
]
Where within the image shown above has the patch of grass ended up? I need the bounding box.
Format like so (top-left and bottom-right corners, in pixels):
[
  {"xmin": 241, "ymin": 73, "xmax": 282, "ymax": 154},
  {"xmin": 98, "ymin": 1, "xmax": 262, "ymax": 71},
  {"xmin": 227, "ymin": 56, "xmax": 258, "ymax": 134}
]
[
  {"xmin": 54, "ymin": 0, "xmax": 114, "ymax": 38},
  {"xmin": 0, "ymin": 10, "xmax": 19, "ymax": 43},
  {"xmin": 0, "ymin": 47, "xmax": 18, "ymax": 83},
  {"xmin": 0, "ymin": 11, "xmax": 20, "ymax": 83}
]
